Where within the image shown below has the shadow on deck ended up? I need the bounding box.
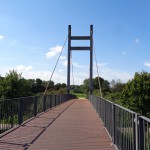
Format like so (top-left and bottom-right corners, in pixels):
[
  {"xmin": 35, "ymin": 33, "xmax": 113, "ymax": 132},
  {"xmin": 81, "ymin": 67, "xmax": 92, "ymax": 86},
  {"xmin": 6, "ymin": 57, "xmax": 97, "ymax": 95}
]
[{"xmin": 0, "ymin": 99, "xmax": 116, "ymax": 150}]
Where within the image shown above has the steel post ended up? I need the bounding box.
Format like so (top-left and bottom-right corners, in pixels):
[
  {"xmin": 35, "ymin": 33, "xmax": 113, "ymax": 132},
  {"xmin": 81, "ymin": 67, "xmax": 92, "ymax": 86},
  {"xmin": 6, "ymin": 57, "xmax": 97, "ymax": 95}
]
[
  {"xmin": 90, "ymin": 25, "xmax": 93, "ymax": 94},
  {"xmin": 67, "ymin": 25, "xmax": 71, "ymax": 94}
]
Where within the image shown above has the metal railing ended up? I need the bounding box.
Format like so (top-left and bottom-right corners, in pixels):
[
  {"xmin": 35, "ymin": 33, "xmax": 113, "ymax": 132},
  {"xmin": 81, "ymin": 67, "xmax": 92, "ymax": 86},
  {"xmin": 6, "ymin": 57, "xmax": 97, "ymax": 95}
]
[
  {"xmin": 0, "ymin": 94, "xmax": 76, "ymax": 135},
  {"xmin": 89, "ymin": 95, "xmax": 150, "ymax": 150}
]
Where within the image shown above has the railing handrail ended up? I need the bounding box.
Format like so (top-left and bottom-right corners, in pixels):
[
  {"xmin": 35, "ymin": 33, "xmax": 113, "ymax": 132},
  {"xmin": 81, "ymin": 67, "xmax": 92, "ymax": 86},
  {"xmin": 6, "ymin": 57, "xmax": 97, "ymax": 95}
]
[
  {"xmin": 89, "ymin": 94, "xmax": 150, "ymax": 150},
  {"xmin": 92, "ymin": 95, "xmax": 114, "ymax": 104},
  {"xmin": 93, "ymin": 95, "xmax": 141, "ymax": 115},
  {"xmin": 139, "ymin": 115, "xmax": 150, "ymax": 122},
  {"xmin": 0, "ymin": 94, "xmax": 69, "ymax": 102},
  {"xmin": 0, "ymin": 94, "xmax": 76, "ymax": 136}
]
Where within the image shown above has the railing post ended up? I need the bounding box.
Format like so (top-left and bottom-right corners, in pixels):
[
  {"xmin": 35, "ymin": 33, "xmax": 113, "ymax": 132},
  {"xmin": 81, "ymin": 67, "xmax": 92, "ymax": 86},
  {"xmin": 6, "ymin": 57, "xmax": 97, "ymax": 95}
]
[
  {"xmin": 10, "ymin": 101, "xmax": 14, "ymax": 128},
  {"xmin": 132, "ymin": 113, "xmax": 135, "ymax": 150},
  {"xmin": 55, "ymin": 95, "xmax": 57, "ymax": 106},
  {"xmin": 112, "ymin": 103, "xmax": 116, "ymax": 144},
  {"xmin": 18, "ymin": 98, "xmax": 23, "ymax": 125},
  {"xmin": 59, "ymin": 95, "xmax": 60, "ymax": 105},
  {"xmin": 67, "ymin": 94, "xmax": 70, "ymax": 102},
  {"xmin": 43, "ymin": 96, "xmax": 46, "ymax": 112},
  {"xmin": 34, "ymin": 96, "xmax": 37, "ymax": 116},
  {"xmin": 49, "ymin": 95, "xmax": 52, "ymax": 109},
  {"xmin": 139, "ymin": 117, "xmax": 144, "ymax": 150},
  {"xmin": 63, "ymin": 94, "xmax": 65, "ymax": 102},
  {"xmin": 135, "ymin": 113, "xmax": 139, "ymax": 150},
  {"xmin": 104, "ymin": 100, "xmax": 106, "ymax": 125},
  {"xmin": 53, "ymin": 95, "xmax": 55, "ymax": 107},
  {"xmin": 54, "ymin": 95, "xmax": 56, "ymax": 106},
  {"xmin": 132, "ymin": 113, "xmax": 138, "ymax": 150}
]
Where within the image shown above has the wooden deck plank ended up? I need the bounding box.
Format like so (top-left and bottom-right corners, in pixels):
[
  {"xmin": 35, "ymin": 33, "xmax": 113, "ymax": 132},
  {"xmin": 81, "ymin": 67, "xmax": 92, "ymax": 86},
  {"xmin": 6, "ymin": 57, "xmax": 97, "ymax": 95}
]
[{"xmin": 0, "ymin": 99, "xmax": 116, "ymax": 150}]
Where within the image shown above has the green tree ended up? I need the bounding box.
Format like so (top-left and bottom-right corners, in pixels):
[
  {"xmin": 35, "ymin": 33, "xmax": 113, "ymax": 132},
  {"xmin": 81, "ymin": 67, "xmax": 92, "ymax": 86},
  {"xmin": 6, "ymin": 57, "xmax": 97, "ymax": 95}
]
[
  {"xmin": 105, "ymin": 79, "xmax": 125, "ymax": 103},
  {"xmin": 42, "ymin": 80, "xmax": 54, "ymax": 90},
  {"xmin": 61, "ymin": 83, "xmax": 66, "ymax": 88},
  {"xmin": 121, "ymin": 71, "xmax": 150, "ymax": 117},
  {"xmin": 83, "ymin": 78, "xmax": 90, "ymax": 95},
  {"xmin": 54, "ymin": 83, "xmax": 62, "ymax": 90},
  {"xmin": 83, "ymin": 76, "xmax": 110, "ymax": 95},
  {"xmin": 0, "ymin": 76, "xmax": 5, "ymax": 99},
  {"xmin": 2, "ymin": 70, "xmax": 33, "ymax": 99},
  {"xmin": 110, "ymin": 79, "xmax": 125, "ymax": 92},
  {"xmin": 32, "ymin": 78, "xmax": 45, "ymax": 94}
]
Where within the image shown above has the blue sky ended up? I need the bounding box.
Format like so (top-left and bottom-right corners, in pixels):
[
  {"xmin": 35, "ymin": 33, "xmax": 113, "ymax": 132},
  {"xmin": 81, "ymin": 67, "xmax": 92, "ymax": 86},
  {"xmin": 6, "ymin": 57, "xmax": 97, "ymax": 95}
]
[{"xmin": 0, "ymin": 0, "xmax": 150, "ymax": 84}]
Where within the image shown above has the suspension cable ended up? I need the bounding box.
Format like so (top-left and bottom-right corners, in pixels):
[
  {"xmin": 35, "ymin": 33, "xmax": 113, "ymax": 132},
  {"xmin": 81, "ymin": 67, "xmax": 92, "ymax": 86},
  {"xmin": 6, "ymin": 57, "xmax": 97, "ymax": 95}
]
[
  {"xmin": 93, "ymin": 45, "xmax": 103, "ymax": 98},
  {"xmin": 37, "ymin": 35, "xmax": 68, "ymax": 111}
]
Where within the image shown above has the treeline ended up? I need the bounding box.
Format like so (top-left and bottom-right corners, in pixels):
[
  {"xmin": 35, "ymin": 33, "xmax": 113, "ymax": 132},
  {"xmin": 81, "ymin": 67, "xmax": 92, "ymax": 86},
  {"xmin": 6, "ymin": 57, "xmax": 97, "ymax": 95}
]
[
  {"xmin": 0, "ymin": 70, "xmax": 67, "ymax": 99},
  {"xmin": 0, "ymin": 70, "xmax": 149, "ymax": 117},
  {"xmin": 74, "ymin": 71, "xmax": 150, "ymax": 117}
]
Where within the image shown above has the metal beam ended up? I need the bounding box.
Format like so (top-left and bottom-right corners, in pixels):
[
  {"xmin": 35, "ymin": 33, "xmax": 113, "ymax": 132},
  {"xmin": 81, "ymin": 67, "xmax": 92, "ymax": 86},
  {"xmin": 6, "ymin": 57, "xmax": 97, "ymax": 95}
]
[
  {"xmin": 70, "ymin": 46, "xmax": 90, "ymax": 50},
  {"xmin": 71, "ymin": 36, "xmax": 90, "ymax": 40}
]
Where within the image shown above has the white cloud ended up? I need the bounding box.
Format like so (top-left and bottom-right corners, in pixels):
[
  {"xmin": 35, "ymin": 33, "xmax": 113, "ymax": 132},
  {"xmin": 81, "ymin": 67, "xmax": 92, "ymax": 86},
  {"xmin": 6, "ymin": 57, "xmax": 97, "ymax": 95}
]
[
  {"xmin": 24, "ymin": 70, "xmax": 67, "ymax": 83},
  {"xmin": 73, "ymin": 62, "xmax": 88, "ymax": 68},
  {"xmin": 63, "ymin": 60, "xmax": 68, "ymax": 66},
  {"xmin": 61, "ymin": 60, "xmax": 132, "ymax": 84},
  {"xmin": 93, "ymin": 65, "xmax": 132, "ymax": 83},
  {"xmin": 16, "ymin": 65, "xmax": 32, "ymax": 71},
  {"xmin": 25, "ymin": 71, "xmax": 51, "ymax": 80},
  {"xmin": 46, "ymin": 45, "xmax": 62, "ymax": 59},
  {"xmin": 71, "ymin": 72, "xmax": 89, "ymax": 85},
  {"xmin": 0, "ymin": 65, "xmax": 66, "ymax": 84},
  {"xmin": 92, "ymin": 62, "xmax": 132, "ymax": 83},
  {"xmin": 0, "ymin": 61, "xmax": 133, "ymax": 85},
  {"xmin": 30, "ymin": 62, "xmax": 47, "ymax": 66},
  {"xmin": 62, "ymin": 60, "xmax": 88, "ymax": 68},
  {"xmin": 0, "ymin": 57, "xmax": 17, "ymax": 61},
  {"xmin": 144, "ymin": 62, "xmax": 150, "ymax": 68},
  {"xmin": 0, "ymin": 35, "xmax": 4, "ymax": 40},
  {"xmin": 58, "ymin": 69, "xmax": 63, "ymax": 72},
  {"xmin": 0, "ymin": 66, "xmax": 13, "ymax": 77},
  {"xmin": 135, "ymin": 38, "xmax": 140, "ymax": 43},
  {"xmin": 60, "ymin": 56, "xmax": 66, "ymax": 60},
  {"xmin": 97, "ymin": 63, "xmax": 108, "ymax": 67}
]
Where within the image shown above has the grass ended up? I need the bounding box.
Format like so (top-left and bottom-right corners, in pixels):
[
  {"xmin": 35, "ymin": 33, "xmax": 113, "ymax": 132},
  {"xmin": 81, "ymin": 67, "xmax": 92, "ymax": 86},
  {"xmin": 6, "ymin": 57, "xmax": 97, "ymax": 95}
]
[{"xmin": 71, "ymin": 92, "xmax": 87, "ymax": 99}]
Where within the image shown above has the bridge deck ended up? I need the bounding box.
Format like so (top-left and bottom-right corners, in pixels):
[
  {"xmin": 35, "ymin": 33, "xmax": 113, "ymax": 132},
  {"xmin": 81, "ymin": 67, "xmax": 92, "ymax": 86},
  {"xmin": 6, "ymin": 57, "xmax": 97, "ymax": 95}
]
[{"xmin": 0, "ymin": 99, "xmax": 116, "ymax": 150}]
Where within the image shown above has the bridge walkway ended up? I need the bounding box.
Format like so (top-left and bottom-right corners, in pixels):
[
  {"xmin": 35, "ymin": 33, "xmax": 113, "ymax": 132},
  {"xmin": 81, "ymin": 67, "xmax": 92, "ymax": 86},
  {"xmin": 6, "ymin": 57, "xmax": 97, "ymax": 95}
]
[{"xmin": 0, "ymin": 99, "xmax": 116, "ymax": 150}]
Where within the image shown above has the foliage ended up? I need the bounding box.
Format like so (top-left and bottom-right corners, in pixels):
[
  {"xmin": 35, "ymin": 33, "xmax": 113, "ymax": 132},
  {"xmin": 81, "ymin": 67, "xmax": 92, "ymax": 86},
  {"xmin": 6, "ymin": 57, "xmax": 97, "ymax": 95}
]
[
  {"xmin": 71, "ymin": 85, "xmax": 85, "ymax": 93},
  {"xmin": 110, "ymin": 79, "xmax": 125, "ymax": 93},
  {"xmin": 70, "ymin": 92, "xmax": 87, "ymax": 99},
  {"xmin": 121, "ymin": 71, "xmax": 150, "ymax": 117},
  {"xmin": 31, "ymin": 78, "xmax": 45, "ymax": 94},
  {"xmin": 0, "ymin": 70, "xmax": 33, "ymax": 99},
  {"xmin": 83, "ymin": 76, "xmax": 110, "ymax": 95},
  {"xmin": 0, "ymin": 70, "xmax": 68, "ymax": 99},
  {"xmin": 103, "ymin": 79, "xmax": 125, "ymax": 104}
]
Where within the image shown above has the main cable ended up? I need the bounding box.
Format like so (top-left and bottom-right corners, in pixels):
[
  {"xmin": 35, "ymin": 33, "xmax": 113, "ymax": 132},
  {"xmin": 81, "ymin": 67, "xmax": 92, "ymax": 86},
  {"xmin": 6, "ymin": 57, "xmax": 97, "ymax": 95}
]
[
  {"xmin": 37, "ymin": 35, "xmax": 68, "ymax": 111},
  {"xmin": 93, "ymin": 45, "xmax": 103, "ymax": 98}
]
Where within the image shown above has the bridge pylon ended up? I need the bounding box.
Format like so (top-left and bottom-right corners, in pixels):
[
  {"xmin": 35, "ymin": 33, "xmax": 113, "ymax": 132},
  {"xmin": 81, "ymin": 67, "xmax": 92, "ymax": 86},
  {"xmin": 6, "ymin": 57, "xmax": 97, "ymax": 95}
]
[{"xmin": 67, "ymin": 25, "xmax": 93, "ymax": 94}]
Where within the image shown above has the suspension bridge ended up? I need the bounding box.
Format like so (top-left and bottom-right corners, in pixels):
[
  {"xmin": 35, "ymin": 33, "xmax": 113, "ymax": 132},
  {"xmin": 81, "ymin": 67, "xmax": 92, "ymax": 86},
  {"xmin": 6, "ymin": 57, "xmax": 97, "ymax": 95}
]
[{"xmin": 0, "ymin": 26, "xmax": 149, "ymax": 150}]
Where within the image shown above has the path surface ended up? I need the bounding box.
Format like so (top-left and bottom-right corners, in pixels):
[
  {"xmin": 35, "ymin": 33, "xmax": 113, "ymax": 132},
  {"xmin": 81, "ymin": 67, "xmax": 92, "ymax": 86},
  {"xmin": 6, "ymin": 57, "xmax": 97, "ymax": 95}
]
[{"xmin": 0, "ymin": 99, "xmax": 116, "ymax": 150}]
